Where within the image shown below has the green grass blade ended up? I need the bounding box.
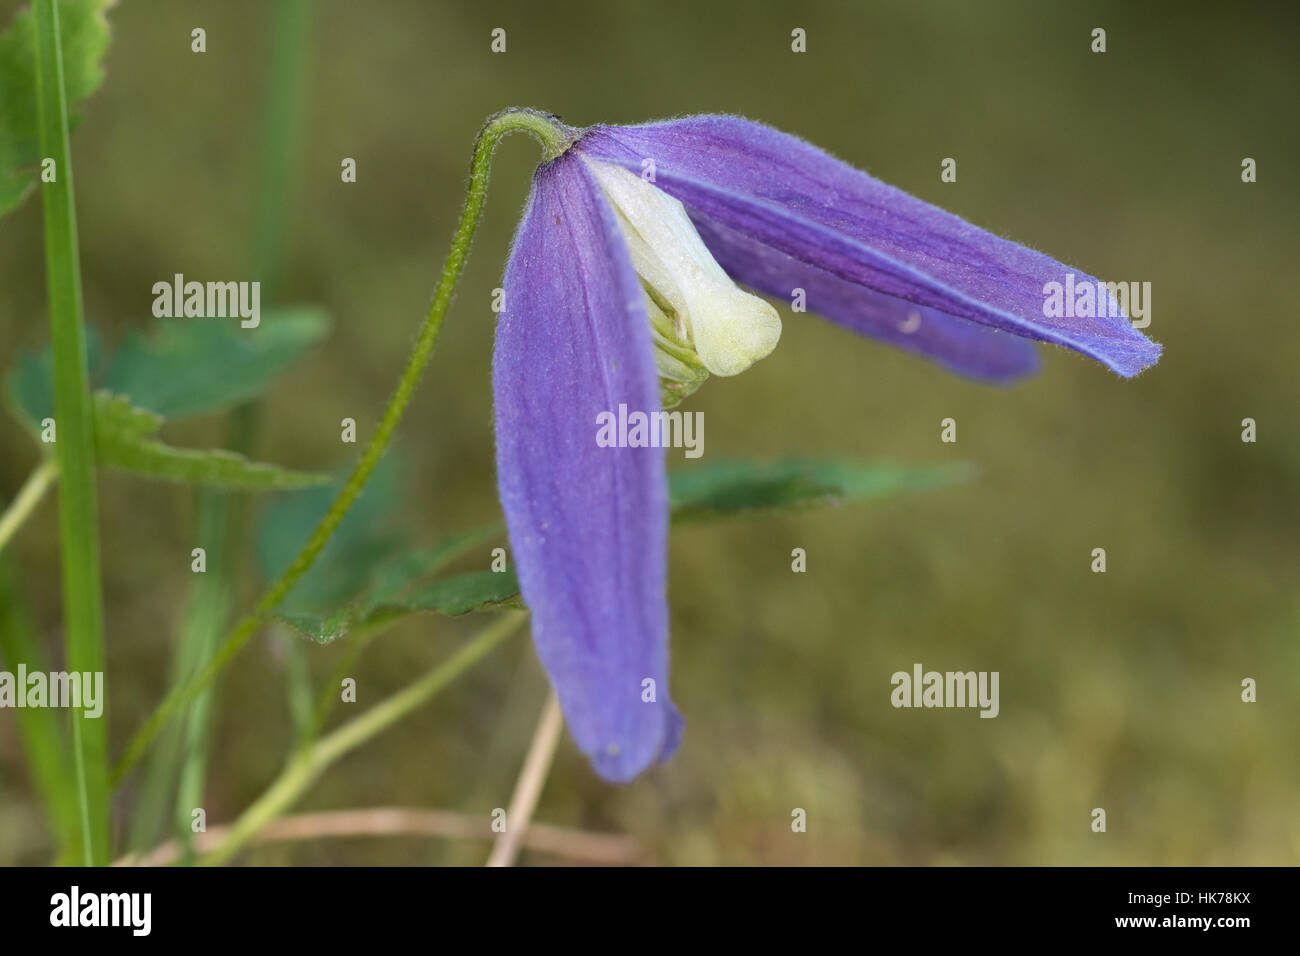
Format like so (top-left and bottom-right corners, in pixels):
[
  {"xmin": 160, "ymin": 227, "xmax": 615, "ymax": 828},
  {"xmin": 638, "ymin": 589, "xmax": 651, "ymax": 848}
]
[
  {"xmin": 0, "ymin": 555, "xmax": 80, "ymax": 860},
  {"xmin": 172, "ymin": 492, "xmax": 231, "ymax": 864},
  {"xmin": 126, "ymin": 493, "xmax": 230, "ymax": 856},
  {"xmin": 32, "ymin": 0, "xmax": 108, "ymax": 865}
]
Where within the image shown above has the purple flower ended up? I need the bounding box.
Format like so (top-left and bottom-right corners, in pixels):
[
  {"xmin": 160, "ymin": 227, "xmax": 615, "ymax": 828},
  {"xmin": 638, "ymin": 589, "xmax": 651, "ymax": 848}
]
[{"xmin": 492, "ymin": 114, "xmax": 1160, "ymax": 782}]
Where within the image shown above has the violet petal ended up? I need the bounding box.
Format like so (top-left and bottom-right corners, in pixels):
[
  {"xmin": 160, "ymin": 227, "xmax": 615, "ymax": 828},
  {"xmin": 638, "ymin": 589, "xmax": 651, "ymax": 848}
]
[
  {"xmin": 690, "ymin": 207, "xmax": 1041, "ymax": 383},
  {"xmin": 578, "ymin": 117, "xmax": 1160, "ymax": 377},
  {"xmin": 492, "ymin": 152, "xmax": 683, "ymax": 782}
]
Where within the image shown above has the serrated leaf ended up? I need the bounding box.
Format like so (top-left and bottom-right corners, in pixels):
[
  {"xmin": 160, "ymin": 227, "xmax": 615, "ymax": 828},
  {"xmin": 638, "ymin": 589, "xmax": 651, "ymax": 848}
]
[
  {"xmin": 366, "ymin": 521, "xmax": 504, "ymax": 603},
  {"xmin": 5, "ymin": 309, "xmax": 327, "ymax": 431},
  {"xmin": 272, "ymin": 459, "xmax": 975, "ymax": 644},
  {"xmin": 94, "ymin": 390, "xmax": 158, "ymax": 439},
  {"xmin": 0, "ymin": 0, "xmax": 114, "ymax": 217},
  {"xmin": 667, "ymin": 458, "xmax": 976, "ymax": 522},
  {"xmin": 275, "ymin": 569, "xmax": 524, "ymax": 644},
  {"xmin": 103, "ymin": 308, "xmax": 329, "ymax": 418},
  {"xmin": 93, "ymin": 391, "xmax": 329, "ymax": 490},
  {"xmin": 276, "ymin": 609, "xmax": 355, "ymax": 645},
  {"xmin": 400, "ymin": 569, "xmax": 524, "ymax": 616}
]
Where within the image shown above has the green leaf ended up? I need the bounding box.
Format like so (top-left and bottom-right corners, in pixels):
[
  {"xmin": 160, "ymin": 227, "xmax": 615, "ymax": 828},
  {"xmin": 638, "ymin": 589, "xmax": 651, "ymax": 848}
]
[
  {"xmin": 4, "ymin": 311, "xmax": 331, "ymax": 488},
  {"xmin": 271, "ymin": 459, "xmax": 974, "ymax": 644},
  {"xmin": 400, "ymin": 569, "xmax": 524, "ymax": 616},
  {"xmin": 366, "ymin": 521, "xmax": 504, "ymax": 603},
  {"xmin": 5, "ymin": 309, "xmax": 327, "ymax": 430},
  {"xmin": 667, "ymin": 458, "xmax": 976, "ymax": 522},
  {"xmin": 103, "ymin": 308, "xmax": 329, "ymax": 419},
  {"xmin": 276, "ymin": 609, "xmax": 355, "ymax": 645},
  {"xmin": 0, "ymin": 0, "xmax": 113, "ymax": 217},
  {"xmin": 5, "ymin": 324, "xmax": 102, "ymax": 438},
  {"xmin": 93, "ymin": 392, "xmax": 330, "ymax": 490},
  {"xmin": 262, "ymin": 501, "xmax": 510, "ymax": 642},
  {"xmin": 275, "ymin": 569, "xmax": 524, "ymax": 644}
]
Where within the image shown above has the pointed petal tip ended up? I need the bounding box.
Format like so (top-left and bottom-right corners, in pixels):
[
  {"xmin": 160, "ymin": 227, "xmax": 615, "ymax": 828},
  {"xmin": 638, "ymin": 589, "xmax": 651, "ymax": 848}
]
[{"xmin": 1071, "ymin": 330, "xmax": 1162, "ymax": 379}]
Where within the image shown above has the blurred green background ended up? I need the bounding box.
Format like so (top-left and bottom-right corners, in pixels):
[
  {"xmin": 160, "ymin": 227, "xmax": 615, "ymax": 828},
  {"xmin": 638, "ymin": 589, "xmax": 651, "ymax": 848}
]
[{"xmin": 1, "ymin": 0, "xmax": 1297, "ymax": 865}]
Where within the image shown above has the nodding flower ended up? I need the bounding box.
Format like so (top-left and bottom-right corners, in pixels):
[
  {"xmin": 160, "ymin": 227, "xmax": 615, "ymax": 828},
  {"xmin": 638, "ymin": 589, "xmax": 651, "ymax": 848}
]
[{"xmin": 491, "ymin": 113, "xmax": 1160, "ymax": 781}]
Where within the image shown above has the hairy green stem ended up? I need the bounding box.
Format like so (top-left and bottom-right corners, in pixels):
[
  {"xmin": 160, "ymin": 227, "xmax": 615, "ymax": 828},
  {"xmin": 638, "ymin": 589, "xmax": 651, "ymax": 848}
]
[
  {"xmin": 201, "ymin": 612, "xmax": 526, "ymax": 865},
  {"xmin": 0, "ymin": 458, "xmax": 57, "ymax": 555},
  {"xmin": 33, "ymin": 0, "xmax": 109, "ymax": 865},
  {"xmin": 111, "ymin": 107, "xmax": 572, "ymax": 787}
]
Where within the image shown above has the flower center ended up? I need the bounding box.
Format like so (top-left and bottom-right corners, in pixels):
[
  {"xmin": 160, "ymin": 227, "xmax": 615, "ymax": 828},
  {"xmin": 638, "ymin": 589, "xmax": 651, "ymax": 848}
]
[{"xmin": 584, "ymin": 159, "xmax": 781, "ymax": 392}]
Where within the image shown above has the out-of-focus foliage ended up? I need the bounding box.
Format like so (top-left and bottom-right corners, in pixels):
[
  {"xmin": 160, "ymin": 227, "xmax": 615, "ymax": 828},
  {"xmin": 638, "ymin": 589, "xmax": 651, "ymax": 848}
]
[
  {"xmin": 669, "ymin": 460, "xmax": 974, "ymax": 522},
  {"xmin": 271, "ymin": 460, "xmax": 961, "ymax": 643},
  {"xmin": 6, "ymin": 308, "xmax": 327, "ymax": 424},
  {"xmin": 90, "ymin": 391, "xmax": 330, "ymax": 490},
  {"xmin": 257, "ymin": 455, "xmax": 406, "ymax": 613},
  {"xmin": 5, "ymin": 311, "xmax": 331, "ymax": 488},
  {"xmin": 0, "ymin": 0, "xmax": 113, "ymax": 216}
]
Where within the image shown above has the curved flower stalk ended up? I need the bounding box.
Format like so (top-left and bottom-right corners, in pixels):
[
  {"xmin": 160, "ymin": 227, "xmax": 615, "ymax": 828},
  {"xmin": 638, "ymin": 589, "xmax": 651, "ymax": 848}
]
[{"xmin": 494, "ymin": 112, "xmax": 1160, "ymax": 783}]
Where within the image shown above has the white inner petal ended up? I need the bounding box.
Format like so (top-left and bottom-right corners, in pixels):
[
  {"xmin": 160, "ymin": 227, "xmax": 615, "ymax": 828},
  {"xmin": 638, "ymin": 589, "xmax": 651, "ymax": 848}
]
[{"xmin": 584, "ymin": 158, "xmax": 781, "ymax": 377}]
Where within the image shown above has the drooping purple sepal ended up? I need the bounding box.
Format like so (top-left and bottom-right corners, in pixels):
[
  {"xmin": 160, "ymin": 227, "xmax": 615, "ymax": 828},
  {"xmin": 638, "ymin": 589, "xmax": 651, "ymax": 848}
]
[
  {"xmin": 577, "ymin": 116, "xmax": 1161, "ymax": 378},
  {"xmin": 689, "ymin": 208, "xmax": 1041, "ymax": 382},
  {"xmin": 492, "ymin": 152, "xmax": 683, "ymax": 782}
]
